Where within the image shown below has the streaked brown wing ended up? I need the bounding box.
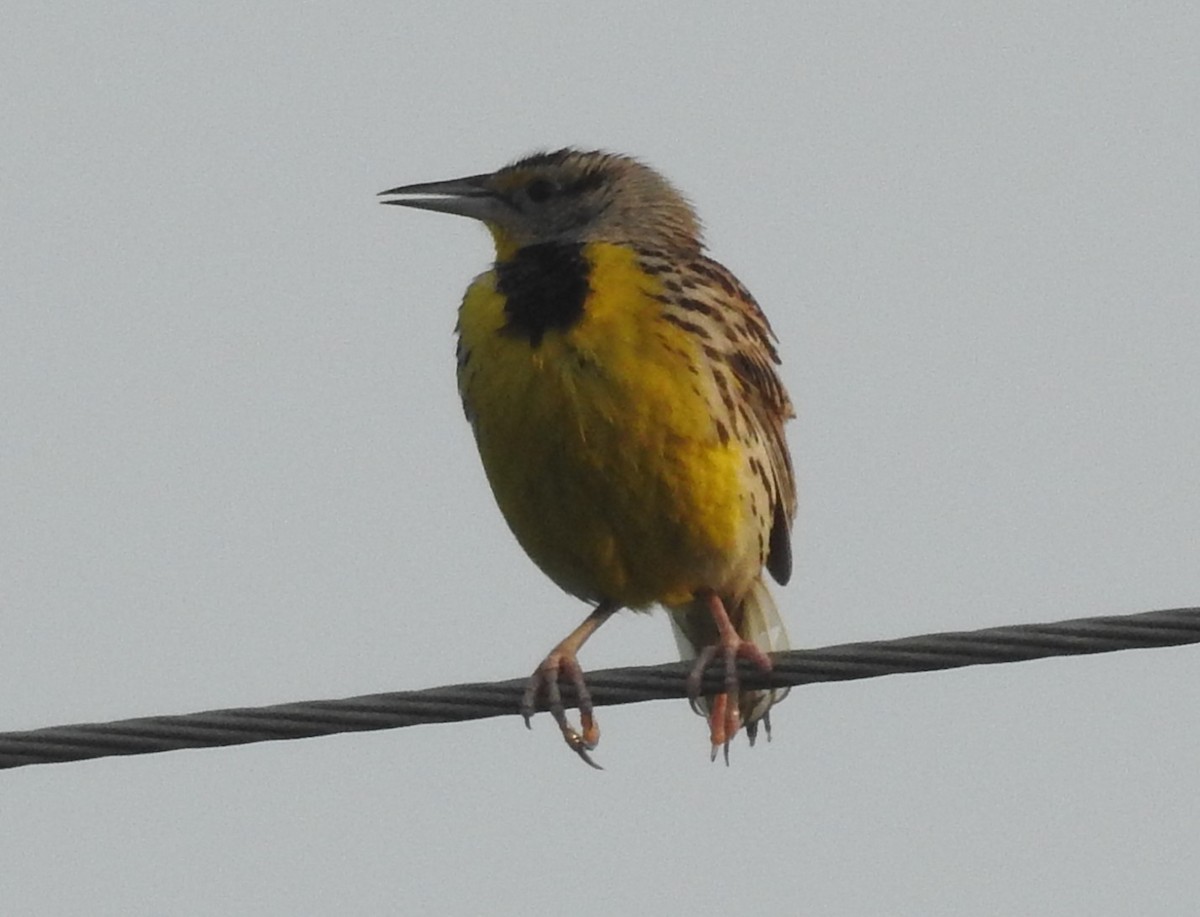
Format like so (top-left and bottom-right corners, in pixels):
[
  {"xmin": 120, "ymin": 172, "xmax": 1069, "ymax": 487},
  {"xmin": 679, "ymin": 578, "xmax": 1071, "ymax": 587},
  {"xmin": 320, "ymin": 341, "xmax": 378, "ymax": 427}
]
[{"xmin": 691, "ymin": 257, "xmax": 796, "ymax": 585}]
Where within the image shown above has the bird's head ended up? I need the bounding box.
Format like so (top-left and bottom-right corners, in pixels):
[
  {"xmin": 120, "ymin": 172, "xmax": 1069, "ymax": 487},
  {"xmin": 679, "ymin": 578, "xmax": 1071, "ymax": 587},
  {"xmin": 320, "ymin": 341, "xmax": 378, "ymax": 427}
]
[{"xmin": 380, "ymin": 148, "xmax": 703, "ymax": 259}]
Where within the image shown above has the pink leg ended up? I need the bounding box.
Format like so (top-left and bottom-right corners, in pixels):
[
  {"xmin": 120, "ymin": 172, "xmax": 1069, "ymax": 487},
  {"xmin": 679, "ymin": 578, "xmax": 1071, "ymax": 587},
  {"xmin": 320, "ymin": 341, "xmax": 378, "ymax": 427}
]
[{"xmin": 684, "ymin": 589, "xmax": 774, "ymax": 762}]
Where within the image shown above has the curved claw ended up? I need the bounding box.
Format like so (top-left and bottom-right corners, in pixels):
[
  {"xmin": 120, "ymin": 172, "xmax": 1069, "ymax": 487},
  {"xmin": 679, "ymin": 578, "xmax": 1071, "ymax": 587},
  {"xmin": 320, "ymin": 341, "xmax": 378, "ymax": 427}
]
[
  {"xmin": 519, "ymin": 681, "xmax": 539, "ymax": 729},
  {"xmin": 685, "ymin": 644, "xmax": 719, "ymax": 716},
  {"xmin": 746, "ymin": 711, "xmax": 772, "ymax": 747},
  {"xmin": 565, "ymin": 728, "xmax": 604, "ymax": 770}
]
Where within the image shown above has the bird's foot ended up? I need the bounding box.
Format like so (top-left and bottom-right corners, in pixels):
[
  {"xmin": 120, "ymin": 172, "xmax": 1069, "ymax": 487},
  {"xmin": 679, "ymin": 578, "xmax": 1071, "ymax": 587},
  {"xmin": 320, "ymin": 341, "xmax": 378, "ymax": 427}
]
[
  {"xmin": 685, "ymin": 627, "xmax": 774, "ymax": 764},
  {"xmin": 520, "ymin": 649, "xmax": 602, "ymax": 770}
]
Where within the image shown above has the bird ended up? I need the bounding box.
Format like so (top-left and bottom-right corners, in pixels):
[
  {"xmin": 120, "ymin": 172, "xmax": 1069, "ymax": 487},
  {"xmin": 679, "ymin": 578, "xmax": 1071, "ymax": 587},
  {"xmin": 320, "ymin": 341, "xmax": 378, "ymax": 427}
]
[{"xmin": 380, "ymin": 149, "xmax": 796, "ymax": 765}]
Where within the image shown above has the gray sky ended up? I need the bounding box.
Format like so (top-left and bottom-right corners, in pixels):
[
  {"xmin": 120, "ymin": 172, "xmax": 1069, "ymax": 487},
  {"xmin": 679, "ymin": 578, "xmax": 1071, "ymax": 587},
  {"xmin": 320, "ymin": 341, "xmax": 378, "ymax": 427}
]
[{"xmin": 4, "ymin": 4, "xmax": 1199, "ymax": 914}]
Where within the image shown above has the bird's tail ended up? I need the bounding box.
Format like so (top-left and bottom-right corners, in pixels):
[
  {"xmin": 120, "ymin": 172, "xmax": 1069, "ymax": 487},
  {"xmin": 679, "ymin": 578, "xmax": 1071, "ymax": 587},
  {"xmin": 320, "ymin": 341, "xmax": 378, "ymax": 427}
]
[{"xmin": 668, "ymin": 577, "xmax": 791, "ymax": 744}]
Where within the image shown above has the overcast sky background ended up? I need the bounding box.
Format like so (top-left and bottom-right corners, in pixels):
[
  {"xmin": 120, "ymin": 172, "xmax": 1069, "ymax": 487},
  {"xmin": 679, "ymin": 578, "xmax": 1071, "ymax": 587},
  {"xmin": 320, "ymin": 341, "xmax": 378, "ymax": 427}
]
[{"xmin": 3, "ymin": 4, "xmax": 1199, "ymax": 915}]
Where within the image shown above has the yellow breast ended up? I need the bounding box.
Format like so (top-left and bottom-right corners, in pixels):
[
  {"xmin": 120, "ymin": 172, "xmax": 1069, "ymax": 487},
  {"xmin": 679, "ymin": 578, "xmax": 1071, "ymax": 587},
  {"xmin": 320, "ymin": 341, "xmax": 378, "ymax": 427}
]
[{"xmin": 456, "ymin": 241, "xmax": 759, "ymax": 608}]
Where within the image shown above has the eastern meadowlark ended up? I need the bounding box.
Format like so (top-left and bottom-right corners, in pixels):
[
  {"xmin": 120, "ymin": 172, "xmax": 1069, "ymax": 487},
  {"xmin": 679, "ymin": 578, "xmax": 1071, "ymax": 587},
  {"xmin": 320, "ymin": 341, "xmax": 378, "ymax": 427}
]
[{"xmin": 381, "ymin": 149, "xmax": 796, "ymax": 765}]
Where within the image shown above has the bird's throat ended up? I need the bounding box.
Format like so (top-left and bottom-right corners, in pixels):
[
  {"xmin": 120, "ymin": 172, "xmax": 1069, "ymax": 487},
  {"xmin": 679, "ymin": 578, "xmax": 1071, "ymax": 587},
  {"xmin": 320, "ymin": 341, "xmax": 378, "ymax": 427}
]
[{"xmin": 496, "ymin": 242, "xmax": 591, "ymax": 347}]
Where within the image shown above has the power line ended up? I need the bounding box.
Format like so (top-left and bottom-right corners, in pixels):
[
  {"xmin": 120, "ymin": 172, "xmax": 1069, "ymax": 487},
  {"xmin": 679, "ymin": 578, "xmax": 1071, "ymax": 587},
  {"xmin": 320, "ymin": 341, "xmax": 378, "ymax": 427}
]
[{"xmin": 2, "ymin": 606, "xmax": 1197, "ymax": 771}]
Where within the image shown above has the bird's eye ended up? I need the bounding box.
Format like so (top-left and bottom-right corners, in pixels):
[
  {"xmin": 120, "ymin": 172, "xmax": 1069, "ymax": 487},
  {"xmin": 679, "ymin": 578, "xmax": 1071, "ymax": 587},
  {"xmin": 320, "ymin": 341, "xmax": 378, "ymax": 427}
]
[{"xmin": 526, "ymin": 178, "xmax": 555, "ymax": 203}]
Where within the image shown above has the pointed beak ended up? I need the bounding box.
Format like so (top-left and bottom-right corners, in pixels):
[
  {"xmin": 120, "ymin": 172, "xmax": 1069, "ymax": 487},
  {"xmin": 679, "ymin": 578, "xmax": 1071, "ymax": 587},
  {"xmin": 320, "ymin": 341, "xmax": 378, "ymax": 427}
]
[{"xmin": 378, "ymin": 172, "xmax": 504, "ymax": 222}]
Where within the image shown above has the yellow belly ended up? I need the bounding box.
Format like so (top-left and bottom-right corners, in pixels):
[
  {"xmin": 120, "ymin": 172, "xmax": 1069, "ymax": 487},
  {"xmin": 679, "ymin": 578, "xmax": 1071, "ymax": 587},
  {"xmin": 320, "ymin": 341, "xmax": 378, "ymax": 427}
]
[{"xmin": 456, "ymin": 242, "xmax": 759, "ymax": 608}]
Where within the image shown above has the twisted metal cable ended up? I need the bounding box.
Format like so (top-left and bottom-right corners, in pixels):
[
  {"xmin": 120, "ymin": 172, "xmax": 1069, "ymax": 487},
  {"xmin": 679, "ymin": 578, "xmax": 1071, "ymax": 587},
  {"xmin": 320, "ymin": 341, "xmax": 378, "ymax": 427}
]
[{"xmin": 2, "ymin": 606, "xmax": 1197, "ymax": 770}]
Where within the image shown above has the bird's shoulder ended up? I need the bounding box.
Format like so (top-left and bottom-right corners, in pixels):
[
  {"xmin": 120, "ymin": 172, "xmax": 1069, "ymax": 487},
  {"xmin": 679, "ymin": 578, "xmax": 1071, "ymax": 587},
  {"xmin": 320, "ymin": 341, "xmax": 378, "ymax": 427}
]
[{"xmin": 634, "ymin": 249, "xmax": 793, "ymax": 422}]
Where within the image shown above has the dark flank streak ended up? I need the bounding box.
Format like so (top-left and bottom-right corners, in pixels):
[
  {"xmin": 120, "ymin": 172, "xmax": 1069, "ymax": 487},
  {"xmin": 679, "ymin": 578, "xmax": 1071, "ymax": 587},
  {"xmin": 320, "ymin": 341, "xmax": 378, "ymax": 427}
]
[
  {"xmin": 736, "ymin": 402, "xmax": 754, "ymax": 435},
  {"xmin": 711, "ymin": 370, "xmax": 737, "ymax": 431},
  {"xmin": 638, "ymin": 260, "xmax": 669, "ymax": 276},
  {"xmin": 678, "ymin": 295, "xmax": 723, "ymax": 322},
  {"xmin": 660, "ymin": 311, "xmax": 712, "ymax": 340}
]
